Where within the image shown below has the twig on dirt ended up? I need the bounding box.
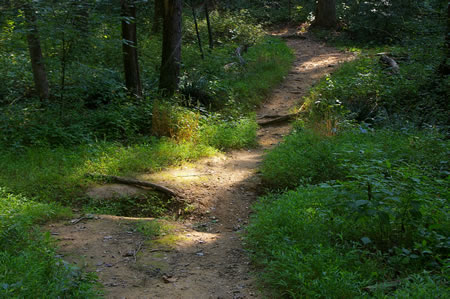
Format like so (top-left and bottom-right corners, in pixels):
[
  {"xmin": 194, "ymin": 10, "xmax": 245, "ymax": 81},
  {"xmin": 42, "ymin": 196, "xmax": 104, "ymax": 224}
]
[
  {"xmin": 176, "ymin": 173, "xmax": 212, "ymax": 177},
  {"xmin": 148, "ymin": 248, "xmax": 173, "ymax": 253},
  {"xmin": 69, "ymin": 214, "xmax": 95, "ymax": 225},
  {"xmin": 86, "ymin": 173, "xmax": 183, "ymax": 199},
  {"xmin": 134, "ymin": 241, "xmax": 143, "ymax": 263}
]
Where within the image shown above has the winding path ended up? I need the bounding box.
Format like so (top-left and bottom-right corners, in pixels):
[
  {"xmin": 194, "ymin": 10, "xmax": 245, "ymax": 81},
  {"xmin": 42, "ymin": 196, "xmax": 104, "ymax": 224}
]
[{"xmin": 47, "ymin": 31, "xmax": 354, "ymax": 299}]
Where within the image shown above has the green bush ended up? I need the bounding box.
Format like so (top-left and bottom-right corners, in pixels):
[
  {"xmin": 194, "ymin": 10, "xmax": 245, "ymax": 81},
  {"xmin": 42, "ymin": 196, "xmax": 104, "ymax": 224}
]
[
  {"xmin": 250, "ymin": 128, "xmax": 449, "ymax": 297},
  {"xmin": 261, "ymin": 129, "xmax": 343, "ymax": 188},
  {"xmin": 338, "ymin": 0, "xmax": 443, "ymax": 43},
  {"xmin": 302, "ymin": 39, "xmax": 447, "ymax": 127},
  {"xmin": 199, "ymin": 115, "xmax": 258, "ymax": 150},
  {"xmin": 0, "ymin": 188, "xmax": 100, "ymax": 298}
]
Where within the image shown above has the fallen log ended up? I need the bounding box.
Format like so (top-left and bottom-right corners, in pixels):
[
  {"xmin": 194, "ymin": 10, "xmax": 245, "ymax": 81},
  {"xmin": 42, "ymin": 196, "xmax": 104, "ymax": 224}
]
[
  {"xmin": 257, "ymin": 112, "xmax": 303, "ymax": 127},
  {"xmin": 86, "ymin": 173, "xmax": 182, "ymax": 198},
  {"xmin": 236, "ymin": 44, "xmax": 249, "ymax": 65},
  {"xmin": 378, "ymin": 53, "xmax": 400, "ymax": 74},
  {"xmin": 279, "ymin": 33, "xmax": 307, "ymax": 40}
]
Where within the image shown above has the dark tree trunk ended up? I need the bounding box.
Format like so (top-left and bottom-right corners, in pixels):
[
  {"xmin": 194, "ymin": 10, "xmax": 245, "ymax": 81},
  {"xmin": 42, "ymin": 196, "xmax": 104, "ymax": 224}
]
[
  {"xmin": 439, "ymin": 1, "xmax": 450, "ymax": 75},
  {"xmin": 313, "ymin": 0, "xmax": 337, "ymax": 29},
  {"xmin": 121, "ymin": 0, "xmax": 142, "ymax": 97},
  {"xmin": 23, "ymin": 4, "xmax": 49, "ymax": 100},
  {"xmin": 152, "ymin": 0, "xmax": 162, "ymax": 34},
  {"xmin": 159, "ymin": 0, "xmax": 182, "ymax": 95},
  {"xmin": 288, "ymin": 0, "xmax": 292, "ymax": 20},
  {"xmin": 204, "ymin": 1, "xmax": 213, "ymax": 49}
]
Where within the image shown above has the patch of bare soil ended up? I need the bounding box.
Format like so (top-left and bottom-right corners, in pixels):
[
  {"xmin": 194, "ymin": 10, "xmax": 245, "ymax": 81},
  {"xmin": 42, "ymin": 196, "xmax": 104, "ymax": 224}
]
[{"xmin": 46, "ymin": 31, "xmax": 354, "ymax": 298}]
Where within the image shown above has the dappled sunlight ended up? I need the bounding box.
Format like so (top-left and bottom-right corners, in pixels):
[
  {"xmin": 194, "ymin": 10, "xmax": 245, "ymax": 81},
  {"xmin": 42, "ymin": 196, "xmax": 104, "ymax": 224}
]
[{"xmin": 44, "ymin": 36, "xmax": 356, "ymax": 298}]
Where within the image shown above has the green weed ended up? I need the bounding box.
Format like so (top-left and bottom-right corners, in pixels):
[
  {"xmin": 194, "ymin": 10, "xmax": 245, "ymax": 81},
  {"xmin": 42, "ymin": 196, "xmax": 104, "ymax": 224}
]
[
  {"xmin": 250, "ymin": 127, "xmax": 449, "ymax": 297},
  {"xmin": 0, "ymin": 188, "xmax": 101, "ymax": 298}
]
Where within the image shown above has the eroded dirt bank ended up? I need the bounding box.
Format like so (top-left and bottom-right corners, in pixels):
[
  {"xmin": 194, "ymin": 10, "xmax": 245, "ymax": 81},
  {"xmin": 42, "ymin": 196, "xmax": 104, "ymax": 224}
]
[{"xmin": 46, "ymin": 31, "xmax": 354, "ymax": 299}]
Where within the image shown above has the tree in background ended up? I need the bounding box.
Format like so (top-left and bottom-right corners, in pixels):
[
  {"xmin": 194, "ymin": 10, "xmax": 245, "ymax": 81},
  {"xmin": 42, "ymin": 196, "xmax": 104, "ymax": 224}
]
[
  {"xmin": 152, "ymin": 0, "xmax": 162, "ymax": 34},
  {"xmin": 204, "ymin": 0, "xmax": 213, "ymax": 49},
  {"xmin": 439, "ymin": 0, "xmax": 449, "ymax": 75},
  {"xmin": 23, "ymin": 1, "xmax": 49, "ymax": 100},
  {"xmin": 121, "ymin": 0, "xmax": 142, "ymax": 97},
  {"xmin": 159, "ymin": 0, "xmax": 183, "ymax": 95},
  {"xmin": 313, "ymin": 0, "xmax": 337, "ymax": 29}
]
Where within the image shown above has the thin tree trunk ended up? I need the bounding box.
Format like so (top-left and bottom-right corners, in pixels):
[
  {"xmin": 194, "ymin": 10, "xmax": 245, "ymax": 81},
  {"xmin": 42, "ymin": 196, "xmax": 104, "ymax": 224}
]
[
  {"xmin": 313, "ymin": 0, "xmax": 337, "ymax": 29},
  {"xmin": 159, "ymin": 0, "xmax": 182, "ymax": 95},
  {"xmin": 152, "ymin": 0, "xmax": 162, "ymax": 34},
  {"xmin": 288, "ymin": 0, "xmax": 292, "ymax": 20},
  {"xmin": 204, "ymin": 1, "xmax": 213, "ymax": 49},
  {"xmin": 191, "ymin": 2, "xmax": 204, "ymax": 59},
  {"xmin": 121, "ymin": 0, "xmax": 142, "ymax": 97},
  {"xmin": 23, "ymin": 4, "xmax": 49, "ymax": 100}
]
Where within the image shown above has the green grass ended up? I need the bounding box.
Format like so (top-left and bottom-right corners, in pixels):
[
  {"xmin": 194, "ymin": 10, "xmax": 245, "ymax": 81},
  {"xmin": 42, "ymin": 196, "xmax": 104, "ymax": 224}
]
[
  {"xmin": 0, "ymin": 35, "xmax": 292, "ymax": 205},
  {"xmin": 0, "ymin": 188, "xmax": 101, "ymax": 298},
  {"xmin": 199, "ymin": 115, "xmax": 259, "ymax": 150},
  {"xmin": 0, "ymin": 138, "xmax": 216, "ymax": 203},
  {"xmin": 0, "ymin": 9, "xmax": 294, "ymax": 298},
  {"xmin": 225, "ymin": 37, "xmax": 295, "ymax": 110},
  {"xmin": 249, "ymin": 127, "xmax": 449, "ymax": 298}
]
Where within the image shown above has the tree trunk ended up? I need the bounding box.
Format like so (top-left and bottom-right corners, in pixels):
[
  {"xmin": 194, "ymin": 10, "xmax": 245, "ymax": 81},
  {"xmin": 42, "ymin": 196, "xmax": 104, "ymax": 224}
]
[
  {"xmin": 439, "ymin": 1, "xmax": 449, "ymax": 75},
  {"xmin": 313, "ymin": 0, "xmax": 337, "ymax": 29},
  {"xmin": 23, "ymin": 4, "xmax": 49, "ymax": 100},
  {"xmin": 159, "ymin": 0, "xmax": 182, "ymax": 95},
  {"xmin": 204, "ymin": 1, "xmax": 213, "ymax": 49},
  {"xmin": 121, "ymin": 0, "xmax": 142, "ymax": 97},
  {"xmin": 288, "ymin": 0, "xmax": 292, "ymax": 20},
  {"xmin": 191, "ymin": 2, "xmax": 204, "ymax": 59},
  {"xmin": 152, "ymin": 0, "xmax": 162, "ymax": 34}
]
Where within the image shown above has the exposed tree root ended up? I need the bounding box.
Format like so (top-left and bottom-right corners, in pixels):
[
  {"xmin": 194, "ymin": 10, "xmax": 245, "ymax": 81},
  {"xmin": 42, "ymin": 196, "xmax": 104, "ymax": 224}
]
[{"xmin": 86, "ymin": 173, "xmax": 183, "ymax": 198}]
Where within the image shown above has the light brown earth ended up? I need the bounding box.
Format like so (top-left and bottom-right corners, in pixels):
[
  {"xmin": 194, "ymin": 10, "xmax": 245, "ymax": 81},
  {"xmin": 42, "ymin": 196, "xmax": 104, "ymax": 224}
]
[{"xmin": 46, "ymin": 29, "xmax": 355, "ymax": 299}]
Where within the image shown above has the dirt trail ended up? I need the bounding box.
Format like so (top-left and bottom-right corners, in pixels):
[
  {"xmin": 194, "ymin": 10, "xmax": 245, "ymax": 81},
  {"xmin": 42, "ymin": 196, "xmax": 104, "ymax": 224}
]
[{"xmin": 46, "ymin": 31, "xmax": 354, "ymax": 299}]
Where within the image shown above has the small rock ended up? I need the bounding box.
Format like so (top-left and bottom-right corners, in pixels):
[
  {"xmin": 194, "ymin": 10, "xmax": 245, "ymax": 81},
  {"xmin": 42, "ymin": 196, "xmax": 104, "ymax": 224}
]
[
  {"xmin": 162, "ymin": 275, "xmax": 177, "ymax": 283},
  {"xmin": 122, "ymin": 251, "xmax": 134, "ymax": 257},
  {"xmin": 196, "ymin": 251, "xmax": 204, "ymax": 257}
]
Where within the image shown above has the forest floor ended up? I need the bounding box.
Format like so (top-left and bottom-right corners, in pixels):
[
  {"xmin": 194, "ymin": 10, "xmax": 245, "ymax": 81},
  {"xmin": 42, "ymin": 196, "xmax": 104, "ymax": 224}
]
[{"xmin": 45, "ymin": 29, "xmax": 355, "ymax": 299}]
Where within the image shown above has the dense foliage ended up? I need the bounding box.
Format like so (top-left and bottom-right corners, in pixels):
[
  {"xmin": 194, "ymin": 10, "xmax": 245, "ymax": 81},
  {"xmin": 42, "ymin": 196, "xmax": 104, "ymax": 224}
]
[
  {"xmin": 0, "ymin": 188, "xmax": 101, "ymax": 297},
  {"xmin": 245, "ymin": 0, "xmax": 449, "ymax": 297},
  {"xmin": 227, "ymin": 0, "xmax": 446, "ymax": 41},
  {"xmin": 1, "ymin": 0, "xmax": 448, "ymax": 297},
  {"xmin": 0, "ymin": 3, "xmax": 293, "ymax": 297}
]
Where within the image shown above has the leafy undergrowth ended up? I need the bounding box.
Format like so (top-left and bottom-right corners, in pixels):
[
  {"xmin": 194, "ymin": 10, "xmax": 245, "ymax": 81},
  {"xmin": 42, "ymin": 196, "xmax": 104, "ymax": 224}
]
[
  {"xmin": 0, "ymin": 35, "xmax": 290, "ymax": 203},
  {"xmin": 0, "ymin": 11, "xmax": 292, "ymax": 296},
  {"xmin": 252, "ymin": 10, "xmax": 449, "ymax": 295},
  {"xmin": 249, "ymin": 128, "xmax": 449, "ymax": 297},
  {"xmin": 304, "ymin": 13, "xmax": 448, "ymax": 129},
  {"xmin": 0, "ymin": 188, "xmax": 101, "ymax": 297}
]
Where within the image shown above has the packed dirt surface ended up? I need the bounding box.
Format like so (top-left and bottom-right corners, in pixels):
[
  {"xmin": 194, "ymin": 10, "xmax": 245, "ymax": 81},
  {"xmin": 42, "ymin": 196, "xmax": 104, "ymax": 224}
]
[{"xmin": 46, "ymin": 30, "xmax": 355, "ymax": 299}]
